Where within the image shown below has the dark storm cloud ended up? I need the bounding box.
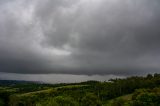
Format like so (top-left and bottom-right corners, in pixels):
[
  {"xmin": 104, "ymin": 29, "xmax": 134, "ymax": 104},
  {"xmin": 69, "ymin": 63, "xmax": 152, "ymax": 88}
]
[{"xmin": 0, "ymin": 0, "xmax": 160, "ymax": 75}]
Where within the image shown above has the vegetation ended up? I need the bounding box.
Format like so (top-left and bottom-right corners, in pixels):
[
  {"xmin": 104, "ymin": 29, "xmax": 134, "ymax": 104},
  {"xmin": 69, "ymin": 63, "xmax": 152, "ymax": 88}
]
[{"xmin": 0, "ymin": 73, "xmax": 160, "ymax": 106}]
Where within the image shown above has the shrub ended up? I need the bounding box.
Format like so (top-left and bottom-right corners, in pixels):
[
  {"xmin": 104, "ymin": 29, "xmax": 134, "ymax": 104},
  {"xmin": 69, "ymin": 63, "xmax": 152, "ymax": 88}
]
[
  {"xmin": 111, "ymin": 98, "xmax": 125, "ymax": 106},
  {"xmin": 81, "ymin": 93, "xmax": 102, "ymax": 106}
]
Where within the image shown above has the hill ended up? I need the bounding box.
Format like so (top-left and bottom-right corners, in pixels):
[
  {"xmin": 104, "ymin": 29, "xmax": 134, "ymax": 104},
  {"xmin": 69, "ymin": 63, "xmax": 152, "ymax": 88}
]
[{"xmin": 0, "ymin": 73, "xmax": 160, "ymax": 106}]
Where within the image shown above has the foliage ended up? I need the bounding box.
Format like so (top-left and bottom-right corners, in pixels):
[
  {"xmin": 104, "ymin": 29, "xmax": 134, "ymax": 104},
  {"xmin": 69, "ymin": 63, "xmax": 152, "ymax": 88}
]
[
  {"xmin": 130, "ymin": 88, "xmax": 160, "ymax": 106},
  {"xmin": 111, "ymin": 98, "xmax": 125, "ymax": 106},
  {"xmin": 36, "ymin": 96, "xmax": 78, "ymax": 106},
  {"xmin": 81, "ymin": 93, "xmax": 102, "ymax": 106}
]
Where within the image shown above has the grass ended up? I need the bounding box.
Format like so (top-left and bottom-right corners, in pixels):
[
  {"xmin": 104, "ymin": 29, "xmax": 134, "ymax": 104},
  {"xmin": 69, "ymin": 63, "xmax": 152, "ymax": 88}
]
[
  {"xmin": 104, "ymin": 94, "xmax": 132, "ymax": 106},
  {"xmin": 55, "ymin": 84, "xmax": 89, "ymax": 89}
]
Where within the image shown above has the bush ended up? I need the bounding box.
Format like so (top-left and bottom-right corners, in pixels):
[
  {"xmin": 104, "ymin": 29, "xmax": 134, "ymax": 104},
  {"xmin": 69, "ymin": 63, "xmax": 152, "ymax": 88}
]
[
  {"xmin": 36, "ymin": 98, "xmax": 59, "ymax": 106},
  {"xmin": 111, "ymin": 98, "xmax": 125, "ymax": 106},
  {"xmin": 81, "ymin": 93, "xmax": 102, "ymax": 106},
  {"xmin": 36, "ymin": 96, "xmax": 78, "ymax": 106},
  {"xmin": 54, "ymin": 96, "xmax": 78, "ymax": 106},
  {"xmin": 131, "ymin": 88, "xmax": 160, "ymax": 106}
]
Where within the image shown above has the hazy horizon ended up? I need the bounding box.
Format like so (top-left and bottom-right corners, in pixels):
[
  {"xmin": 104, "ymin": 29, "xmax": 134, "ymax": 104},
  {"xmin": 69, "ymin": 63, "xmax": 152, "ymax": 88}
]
[{"xmin": 0, "ymin": 72, "xmax": 127, "ymax": 84}]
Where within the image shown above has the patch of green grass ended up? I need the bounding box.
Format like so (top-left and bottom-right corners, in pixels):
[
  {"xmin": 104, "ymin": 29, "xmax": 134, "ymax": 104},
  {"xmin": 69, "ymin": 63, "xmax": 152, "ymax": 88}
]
[
  {"xmin": 104, "ymin": 94, "xmax": 132, "ymax": 106},
  {"xmin": 0, "ymin": 87, "xmax": 17, "ymax": 92},
  {"xmin": 55, "ymin": 85, "xmax": 89, "ymax": 89},
  {"xmin": 9, "ymin": 88, "xmax": 55, "ymax": 106},
  {"xmin": 16, "ymin": 88, "xmax": 54, "ymax": 97}
]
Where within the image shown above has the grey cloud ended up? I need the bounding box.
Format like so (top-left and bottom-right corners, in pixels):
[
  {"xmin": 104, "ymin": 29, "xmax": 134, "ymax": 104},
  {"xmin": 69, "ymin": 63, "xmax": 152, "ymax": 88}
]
[{"xmin": 0, "ymin": 0, "xmax": 160, "ymax": 75}]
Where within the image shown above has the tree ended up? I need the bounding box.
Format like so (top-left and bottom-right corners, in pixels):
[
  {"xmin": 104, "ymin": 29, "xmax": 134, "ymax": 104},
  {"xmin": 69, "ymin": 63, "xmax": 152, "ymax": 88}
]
[
  {"xmin": 81, "ymin": 93, "xmax": 102, "ymax": 106},
  {"xmin": 146, "ymin": 74, "xmax": 153, "ymax": 79},
  {"xmin": 54, "ymin": 96, "xmax": 78, "ymax": 106}
]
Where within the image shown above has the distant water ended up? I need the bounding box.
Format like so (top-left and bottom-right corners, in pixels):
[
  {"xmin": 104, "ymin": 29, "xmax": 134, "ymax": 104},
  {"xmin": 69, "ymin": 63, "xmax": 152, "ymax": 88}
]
[{"xmin": 0, "ymin": 72, "xmax": 124, "ymax": 84}]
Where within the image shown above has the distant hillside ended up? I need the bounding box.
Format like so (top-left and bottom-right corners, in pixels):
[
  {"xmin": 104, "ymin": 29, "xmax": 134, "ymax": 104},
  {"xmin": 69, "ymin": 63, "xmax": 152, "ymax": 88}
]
[{"xmin": 0, "ymin": 80, "xmax": 39, "ymax": 86}]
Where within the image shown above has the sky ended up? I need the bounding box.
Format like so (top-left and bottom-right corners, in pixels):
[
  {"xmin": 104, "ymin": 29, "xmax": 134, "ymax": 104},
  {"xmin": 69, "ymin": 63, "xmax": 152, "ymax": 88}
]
[{"xmin": 0, "ymin": 0, "xmax": 160, "ymax": 83}]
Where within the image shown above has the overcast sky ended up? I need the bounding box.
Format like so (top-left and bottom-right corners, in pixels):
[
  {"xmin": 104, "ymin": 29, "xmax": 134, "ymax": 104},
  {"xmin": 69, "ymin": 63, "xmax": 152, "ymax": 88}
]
[{"xmin": 0, "ymin": 0, "xmax": 160, "ymax": 82}]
